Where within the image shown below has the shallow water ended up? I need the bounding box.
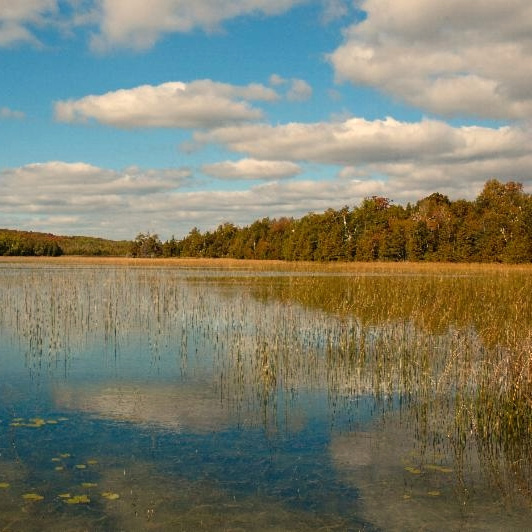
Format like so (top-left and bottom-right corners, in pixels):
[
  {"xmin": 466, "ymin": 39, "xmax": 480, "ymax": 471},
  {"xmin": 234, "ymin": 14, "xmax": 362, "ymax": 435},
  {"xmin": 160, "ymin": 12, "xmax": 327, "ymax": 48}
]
[{"xmin": 0, "ymin": 265, "xmax": 530, "ymax": 530}]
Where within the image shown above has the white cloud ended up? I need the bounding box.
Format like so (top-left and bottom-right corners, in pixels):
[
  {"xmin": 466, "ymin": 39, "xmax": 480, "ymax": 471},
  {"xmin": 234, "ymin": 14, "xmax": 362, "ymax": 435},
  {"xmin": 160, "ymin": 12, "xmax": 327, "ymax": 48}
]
[
  {"xmin": 321, "ymin": 0, "xmax": 349, "ymax": 23},
  {"xmin": 269, "ymin": 73, "xmax": 286, "ymax": 87},
  {"xmin": 90, "ymin": 0, "xmax": 306, "ymax": 51},
  {"xmin": 194, "ymin": 116, "xmax": 532, "ymax": 201},
  {"xmin": 287, "ymin": 79, "xmax": 312, "ymax": 101},
  {"xmin": 0, "ymin": 161, "xmax": 190, "ymax": 206},
  {"xmin": 0, "ymin": 161, "xmax": 193, "ymax": 237},
  {"xmin": 329, "ymin": 0, "xmax": 532, "ymax": 119},
  {"xmin": 0, "ymin": 0, "xmax": 58, "ymax": 46},
  {"xmin": 267, "ymin": 75, "xmax": 313, "ymax": 101},
  {"xmin": 54, "ymin": 80, "xmax": 278, "ymax": 129},
  {"xmin": 196, "ymin": 117, "xmax": 530, "ymax": 166},
  {"xmin": 55, "ymin": 80, "xmax": 277, "ymax": 128},
  {"xmin": 0, "ymin": 106, "xmax": 25, "ymax": 119},
  {"xmin": 202, "ymin": 158, "xmax": 301, "ymax": 180},
  {"xmin": 0, "ymin": 1, "xmax": 311, "ymax": 51}
]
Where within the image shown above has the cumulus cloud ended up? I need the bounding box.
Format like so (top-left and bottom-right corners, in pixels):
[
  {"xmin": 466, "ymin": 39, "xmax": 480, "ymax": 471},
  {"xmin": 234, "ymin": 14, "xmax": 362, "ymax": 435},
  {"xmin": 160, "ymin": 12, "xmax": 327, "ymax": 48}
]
[
  {"xmin": 196, "ymin": 117, "xmax": 530, "ymax": 165},
  {"xmin": 0, "ymin": 106, "xmax": 25, "ymax": 119},
  {"xmin": 54, "ymin": 80, "xmax": 278, "ymax": 129},
  {"xmin": 0, "ymin": 161, "xmax": 190, "ymax": 211},
  {"xmin": 268, "ymin": 74, "xmax": 313, "ymax": 101},
  {"xmin": 269, "ymin": 73, "xmax": 286, "ymax": 87},
  {"xmin": 329, "ymin": 0, "xmax": 532, "ymax": 119},
  {"xmin": 287, "ymin": 79, "xmax": 312, "ymax": 101},
  {"xmin": 0, "ymin": 161, "xmax": 194, "ymax": 237},
  {"xmin": 202, "ymin": 158, "xmax": 301, "ymax": 180},
  {"xmin": 194, "ymin": 116, "xmax": 532, "ymax": 201},
  {"xmin": 90, "ymin": 0, "xmax": 306, "ymax": 51},
  {"xmin": 0, "ymin": 1, "xmax": 308, "ymax": 50},
  {"xmin": 0, "ymin": 0, "xmax": 58, "ymax": 46},
  {"xmin": 321, "ymin": 0, "xmax": 350, "ymax": 23}
]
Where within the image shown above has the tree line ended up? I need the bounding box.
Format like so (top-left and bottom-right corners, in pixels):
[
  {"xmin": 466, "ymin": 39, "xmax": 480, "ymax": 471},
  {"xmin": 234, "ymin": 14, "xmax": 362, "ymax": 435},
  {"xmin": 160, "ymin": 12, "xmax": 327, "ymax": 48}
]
[
  {"xmin": 0, "ymin": 229, "xmax": 130, "ymax": 257},
  {"xmin": 0, "ymin": 230, "xmax": 63, "ymax": 256},
  {"xmin": 2, "ymin": 179, "xmax": 531, "ymax": 262},
  {"xmin": 132, "ymin": 180, "xmax": 532, "ymax": 263}
]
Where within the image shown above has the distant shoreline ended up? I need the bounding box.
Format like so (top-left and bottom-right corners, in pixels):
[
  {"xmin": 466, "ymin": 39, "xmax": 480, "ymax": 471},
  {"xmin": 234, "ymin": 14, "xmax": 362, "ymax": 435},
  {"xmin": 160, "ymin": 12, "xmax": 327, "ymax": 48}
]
[{"xmin": 1, "ymin": 256, "xmax": 531, "ymax": 274}]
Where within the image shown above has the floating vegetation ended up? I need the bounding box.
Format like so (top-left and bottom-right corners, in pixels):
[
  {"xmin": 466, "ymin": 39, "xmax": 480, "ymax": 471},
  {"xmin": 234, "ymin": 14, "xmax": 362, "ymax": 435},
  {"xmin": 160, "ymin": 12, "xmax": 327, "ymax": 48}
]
[
  {"xmin": 22, "ymin": 493, "xmax": 44, "ymax": 501},
  {"xmin": 101, "ymin": 491, "xmax": 120, "ymax": 500},
  {"xmin": 425, "ymin": 465, "xmax": 453, "ymax": 474},
  {"xmin": 64, "ymin": 494, "xmax": 90, "ymax": 505},
  {"xmin": 9, "ymin": 417, "xmax": 65, "ymax": 428}
]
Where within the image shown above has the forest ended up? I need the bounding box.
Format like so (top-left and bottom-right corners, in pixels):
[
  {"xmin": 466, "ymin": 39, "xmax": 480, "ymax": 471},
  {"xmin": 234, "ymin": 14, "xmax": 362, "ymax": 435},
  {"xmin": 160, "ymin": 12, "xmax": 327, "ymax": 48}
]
[
  {"xmin": 133, "ymin": 180, "xmax": 532, "ymax": 263},
  {"xmin": 2, "ymin": 179, "xmax": 532, "ymax": 262},
  {"xmin": 0, "ymin": 229, "xmax": 130, "ymax": 257}
]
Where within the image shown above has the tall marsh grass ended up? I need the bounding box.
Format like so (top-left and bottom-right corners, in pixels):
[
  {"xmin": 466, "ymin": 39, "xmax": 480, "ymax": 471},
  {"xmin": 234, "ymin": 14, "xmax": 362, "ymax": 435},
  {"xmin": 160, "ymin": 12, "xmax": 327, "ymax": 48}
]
[{"xmin": 250, "ymin": 268, "xmax": 532, "ymax": 500}]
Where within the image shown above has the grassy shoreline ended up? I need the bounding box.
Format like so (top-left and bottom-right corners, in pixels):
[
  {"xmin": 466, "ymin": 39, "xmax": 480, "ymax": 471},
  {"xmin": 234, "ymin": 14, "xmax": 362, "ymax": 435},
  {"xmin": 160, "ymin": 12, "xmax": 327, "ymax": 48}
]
[{"xmin": 1, "ymin": 255, "xmax": 531, "ymax": 274}]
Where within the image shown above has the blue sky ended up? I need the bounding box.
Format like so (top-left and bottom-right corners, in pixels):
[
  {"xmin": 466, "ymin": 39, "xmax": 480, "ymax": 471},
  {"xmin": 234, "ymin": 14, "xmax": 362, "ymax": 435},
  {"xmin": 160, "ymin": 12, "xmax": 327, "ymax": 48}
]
[{"xmin": 1, "ymin": 0, "xmax": 531, "ymax": 240}]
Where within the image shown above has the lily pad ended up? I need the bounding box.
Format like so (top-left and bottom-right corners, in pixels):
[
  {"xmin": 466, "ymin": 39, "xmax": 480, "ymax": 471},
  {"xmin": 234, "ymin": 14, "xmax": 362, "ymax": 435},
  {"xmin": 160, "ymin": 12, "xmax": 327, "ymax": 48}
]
[
  {"xmin": 22, "ymin": 493, "xmax": 44, "ymax": 501},
  {"xmin": 425, "ymin": 464, "xmax": 453, "ymax": 473},
  {"xmin": 65, "ymin": 494, "xmax": 90, "ymax": 505},
  {"xmin": 102, "ymin": 492, "xmax": 120, "ymax": 500}
]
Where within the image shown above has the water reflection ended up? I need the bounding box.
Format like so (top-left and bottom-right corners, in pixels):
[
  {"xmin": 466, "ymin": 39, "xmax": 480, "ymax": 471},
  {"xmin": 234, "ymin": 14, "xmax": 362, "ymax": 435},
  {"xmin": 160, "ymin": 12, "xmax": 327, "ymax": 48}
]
[
  {"xmin": 54, "ymin": 383, "xmax": 232, "ymax": 432},
  {"xmin": 0, "ymin": 264, "xmax": 530, "ymax": 530}
]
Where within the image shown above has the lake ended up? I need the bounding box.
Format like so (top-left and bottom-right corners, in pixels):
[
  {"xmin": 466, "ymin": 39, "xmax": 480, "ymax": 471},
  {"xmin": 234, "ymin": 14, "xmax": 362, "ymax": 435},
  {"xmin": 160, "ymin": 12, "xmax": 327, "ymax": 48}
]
[{"xmin": 0, "ymin": 260, "xmax": 531, "ymax": 530}]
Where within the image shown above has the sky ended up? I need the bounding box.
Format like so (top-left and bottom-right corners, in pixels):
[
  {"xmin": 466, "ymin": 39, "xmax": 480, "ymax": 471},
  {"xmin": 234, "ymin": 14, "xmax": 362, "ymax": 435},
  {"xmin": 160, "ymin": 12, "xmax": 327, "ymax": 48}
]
[{"xmin": 1, "ymin": 0, "xmax": 532, "ymax": 240}]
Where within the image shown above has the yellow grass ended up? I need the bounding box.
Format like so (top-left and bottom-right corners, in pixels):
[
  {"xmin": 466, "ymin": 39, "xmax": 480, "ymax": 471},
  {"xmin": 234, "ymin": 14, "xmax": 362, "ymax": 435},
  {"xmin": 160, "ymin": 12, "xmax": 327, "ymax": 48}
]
[{"xmin": 1, "ymin": 255, "xmax": 531, "ymax": 274}]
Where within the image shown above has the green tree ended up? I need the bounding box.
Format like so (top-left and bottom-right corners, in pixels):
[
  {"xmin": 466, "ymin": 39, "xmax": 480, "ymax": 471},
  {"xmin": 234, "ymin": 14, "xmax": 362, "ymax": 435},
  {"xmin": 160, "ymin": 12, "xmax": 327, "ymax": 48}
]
[
  {"xmin": 475, "ymin": 180, "xmax": 528, "ymax": 261},
  {"xmin": 130, "ymin": 233, "xmax": 163, "ymax": 258}
]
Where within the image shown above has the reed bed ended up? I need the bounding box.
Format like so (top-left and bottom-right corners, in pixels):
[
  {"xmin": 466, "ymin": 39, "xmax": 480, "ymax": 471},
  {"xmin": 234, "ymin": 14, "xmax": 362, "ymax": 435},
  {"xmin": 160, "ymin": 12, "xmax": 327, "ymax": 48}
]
[{"xmin": 3, "ymin": 255, "xmax": 532, "ymax": 273}]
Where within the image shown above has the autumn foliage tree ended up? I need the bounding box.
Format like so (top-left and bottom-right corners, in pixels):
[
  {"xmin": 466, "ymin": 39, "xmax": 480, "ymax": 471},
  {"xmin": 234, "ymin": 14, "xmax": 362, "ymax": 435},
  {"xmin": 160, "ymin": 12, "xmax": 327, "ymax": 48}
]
[{"xmin": 158, "ymin": 180, "xmax": 532, "ymax": 263}]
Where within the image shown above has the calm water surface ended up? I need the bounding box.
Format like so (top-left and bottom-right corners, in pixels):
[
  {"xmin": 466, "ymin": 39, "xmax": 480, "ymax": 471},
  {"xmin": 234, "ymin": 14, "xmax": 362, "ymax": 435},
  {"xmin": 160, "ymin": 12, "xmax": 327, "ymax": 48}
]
[{"xmin": 0, "ymin": 264, "xmax": 530, "ymax": 530}]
